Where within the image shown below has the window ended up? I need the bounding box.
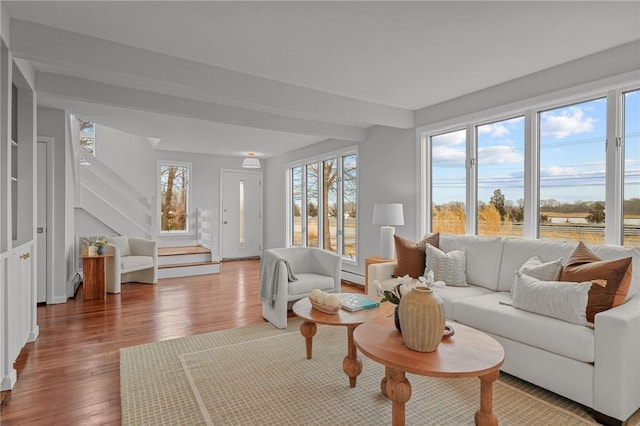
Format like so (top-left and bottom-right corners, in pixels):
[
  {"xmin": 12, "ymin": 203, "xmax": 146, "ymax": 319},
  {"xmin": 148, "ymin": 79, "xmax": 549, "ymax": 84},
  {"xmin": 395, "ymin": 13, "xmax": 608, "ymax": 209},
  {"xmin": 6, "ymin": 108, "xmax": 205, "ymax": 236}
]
[
  {"xmin": 287, "ymin": 148, "xmax": 358, "ymax": 262},
  {"xmin": 421, "ymin": 83, "xmax": 639, "ymax": 245},
  {"xmin": 78, "ymin": 118, "xmax": 96, "ymax": 155},
  {"xmin": 539, "ymin": 99, "xmax": 606, "ymax": 243},
  {"xmin": 291, "ymin": 166, "xmax": 303, "ymax": 246},
  {"xmin": 159, "ymin": 163, "xmax": 190, "ymax": 233},
  {"xmin": 624, "ymin": 89, "xmax": 640, "ymax": 247},
  {"xmin": 477, "ymin": 117, "xmax": 525, "ymax": 237},
  {"xmin": 342, "ymin": 154, "xmax": 357, "ymax": 258},
  {"xmin": 431, "ymin": 129, "xmax": 467, "ymax": 234}
]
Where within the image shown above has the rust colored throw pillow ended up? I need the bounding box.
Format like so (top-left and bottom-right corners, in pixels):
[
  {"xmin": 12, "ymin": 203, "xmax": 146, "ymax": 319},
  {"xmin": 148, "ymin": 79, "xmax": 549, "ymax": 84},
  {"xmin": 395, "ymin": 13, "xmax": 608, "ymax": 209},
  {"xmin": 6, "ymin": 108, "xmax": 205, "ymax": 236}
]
[
  {"xmin": 394, "ymin": 233, "xmax": 440, "ymax": 278},
  {"xmin": 559, "ymin": 242, "xmax": 632, "ymax": 323}
]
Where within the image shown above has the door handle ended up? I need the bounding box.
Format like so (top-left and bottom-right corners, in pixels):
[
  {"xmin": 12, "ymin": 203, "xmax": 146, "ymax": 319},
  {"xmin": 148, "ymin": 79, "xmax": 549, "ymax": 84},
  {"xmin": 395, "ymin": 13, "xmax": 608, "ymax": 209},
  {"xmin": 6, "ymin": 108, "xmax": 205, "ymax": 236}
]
[{"xmin": 37, "ymin": 227, "xmax": 44, "ymax": 233}]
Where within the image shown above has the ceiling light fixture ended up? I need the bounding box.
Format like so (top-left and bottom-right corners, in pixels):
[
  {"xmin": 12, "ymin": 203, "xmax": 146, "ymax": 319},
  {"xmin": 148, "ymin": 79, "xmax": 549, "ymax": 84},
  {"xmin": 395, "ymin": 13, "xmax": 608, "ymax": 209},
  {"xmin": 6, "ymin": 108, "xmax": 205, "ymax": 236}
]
[{"xmin": 242, "ymin": 152, "xmax": 260, "ymax": 169}]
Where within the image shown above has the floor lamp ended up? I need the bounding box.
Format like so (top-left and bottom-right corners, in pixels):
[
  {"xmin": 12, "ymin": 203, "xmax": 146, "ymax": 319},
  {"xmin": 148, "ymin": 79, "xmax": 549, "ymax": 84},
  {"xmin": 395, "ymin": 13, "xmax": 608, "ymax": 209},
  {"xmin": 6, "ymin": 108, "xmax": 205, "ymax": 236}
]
[{"xmin": 372, "ymin": 203, "xmax": 404, "ymax": 259}]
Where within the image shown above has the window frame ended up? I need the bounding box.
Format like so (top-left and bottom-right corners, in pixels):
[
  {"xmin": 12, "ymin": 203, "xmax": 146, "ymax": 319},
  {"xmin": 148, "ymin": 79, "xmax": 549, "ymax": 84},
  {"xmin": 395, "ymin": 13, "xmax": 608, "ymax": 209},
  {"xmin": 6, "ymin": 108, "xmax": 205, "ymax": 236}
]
[
  {"xmin": 285, "ymin": 146, "xmax": 359, "ymax": 265},
  {"xmin": 158, "ymin": 160, "xmax": 192, "ymax": 235},
  {"xmin": 419, "ymin": 80, "xmax": 640, "ymax": 246}
]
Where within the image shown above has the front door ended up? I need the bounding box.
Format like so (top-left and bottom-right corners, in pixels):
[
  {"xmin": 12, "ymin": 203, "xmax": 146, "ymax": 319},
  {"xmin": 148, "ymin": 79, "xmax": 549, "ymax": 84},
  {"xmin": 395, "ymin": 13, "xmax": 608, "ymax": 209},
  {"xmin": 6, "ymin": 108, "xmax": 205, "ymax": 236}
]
[{"xmin": 221, "ymin": 170, "xmax": 262, "ymax": 259}]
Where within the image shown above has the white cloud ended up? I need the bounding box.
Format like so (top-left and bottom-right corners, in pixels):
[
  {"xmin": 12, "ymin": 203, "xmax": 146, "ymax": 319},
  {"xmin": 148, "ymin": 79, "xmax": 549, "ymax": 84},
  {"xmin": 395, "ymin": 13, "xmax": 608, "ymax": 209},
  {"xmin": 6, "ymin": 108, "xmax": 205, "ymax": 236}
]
[
  {"xmin": 431, "ymin": 129, "xmax": 465, "ymax": 147},
  {"xmin": 477, "ymin": 123, "xmax": 509, "ymax": 138},
  {"xmin": 478, "ymin": 145, "xmax": 523, "ymax": 165},
  {"xmin": 541, "ymin": 107, "xmax": 596, "ymax": 139},
  {"xmin": 432, "ymin": 145, "xmax": 466, "ymax": 165}
]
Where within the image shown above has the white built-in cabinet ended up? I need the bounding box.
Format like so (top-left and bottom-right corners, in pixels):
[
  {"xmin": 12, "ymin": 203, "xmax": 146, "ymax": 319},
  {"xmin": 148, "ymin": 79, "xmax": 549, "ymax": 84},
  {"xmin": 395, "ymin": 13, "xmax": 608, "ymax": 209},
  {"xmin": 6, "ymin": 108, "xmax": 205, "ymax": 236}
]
[{"xmin": 0, "ymin": 38, "xmax": 38, "ymax": 391}]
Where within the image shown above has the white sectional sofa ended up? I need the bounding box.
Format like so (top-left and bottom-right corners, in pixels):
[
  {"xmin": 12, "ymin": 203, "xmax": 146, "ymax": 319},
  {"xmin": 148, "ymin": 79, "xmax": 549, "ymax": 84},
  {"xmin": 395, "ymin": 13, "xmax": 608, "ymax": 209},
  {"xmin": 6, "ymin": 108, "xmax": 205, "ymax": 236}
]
[{"xmin": 367, "ymin": 234, "xmax": 640, "ymax": 425}]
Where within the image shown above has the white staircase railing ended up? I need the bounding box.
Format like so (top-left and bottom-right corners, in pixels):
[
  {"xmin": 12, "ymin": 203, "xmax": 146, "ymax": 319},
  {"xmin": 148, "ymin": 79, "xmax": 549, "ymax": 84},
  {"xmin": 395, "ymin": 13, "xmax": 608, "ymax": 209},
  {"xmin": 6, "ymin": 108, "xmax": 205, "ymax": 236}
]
[{"xmin": 197, "ymin": 208, "xmax": 219, "ymax": 261}]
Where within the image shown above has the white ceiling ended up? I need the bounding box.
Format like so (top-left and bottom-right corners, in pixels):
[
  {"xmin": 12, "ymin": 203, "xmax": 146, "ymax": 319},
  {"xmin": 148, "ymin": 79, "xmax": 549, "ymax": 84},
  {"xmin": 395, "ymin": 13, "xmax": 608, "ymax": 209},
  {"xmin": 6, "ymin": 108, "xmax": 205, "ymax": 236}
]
[{"xmin": 4, "ymin": 1, "xmax": 640, "ymax": 158}]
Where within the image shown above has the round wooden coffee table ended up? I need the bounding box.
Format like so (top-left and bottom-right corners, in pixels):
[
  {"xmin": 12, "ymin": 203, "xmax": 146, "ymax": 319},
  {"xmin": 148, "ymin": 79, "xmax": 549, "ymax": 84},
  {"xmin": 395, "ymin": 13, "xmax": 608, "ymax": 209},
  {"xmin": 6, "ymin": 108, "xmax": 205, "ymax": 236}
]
[
  {"xmin": 354, "ymin": 316, "xmax": 504, "ymax": 426},
  {"xmin": 292, "ymin": 294, "xmax": 394, "ymax": 388}
]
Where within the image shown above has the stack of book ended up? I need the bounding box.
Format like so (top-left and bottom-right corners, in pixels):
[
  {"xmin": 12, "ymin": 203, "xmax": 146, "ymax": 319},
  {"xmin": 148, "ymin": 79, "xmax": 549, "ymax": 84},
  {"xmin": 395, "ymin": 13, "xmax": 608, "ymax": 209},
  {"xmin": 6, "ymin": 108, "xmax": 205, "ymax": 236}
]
[{"xmin": 340, "ymin": 294, "xmax": 380, "ymax": 312}]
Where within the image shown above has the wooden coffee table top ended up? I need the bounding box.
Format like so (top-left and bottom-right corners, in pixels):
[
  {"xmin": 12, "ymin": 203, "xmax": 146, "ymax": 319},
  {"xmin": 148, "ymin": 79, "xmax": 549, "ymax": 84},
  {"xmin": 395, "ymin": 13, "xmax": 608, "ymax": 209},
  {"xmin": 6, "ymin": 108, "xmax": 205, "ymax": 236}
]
[
  {"xmin": 292, "ymin": 294, "xmax": 394, "ymax": 326},
  {"xmin": 354, "ymin": 316, "xmax": 504, "ymax": 378}
]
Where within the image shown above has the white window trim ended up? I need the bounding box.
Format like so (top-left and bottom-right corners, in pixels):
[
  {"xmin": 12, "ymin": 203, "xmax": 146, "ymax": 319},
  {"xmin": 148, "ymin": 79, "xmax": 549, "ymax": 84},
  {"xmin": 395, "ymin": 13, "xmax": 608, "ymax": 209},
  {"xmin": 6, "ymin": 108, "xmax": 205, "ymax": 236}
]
[
  {"xmin": 418, "ymin": 78, "xmax": 640, "ymax": 245},
  {"xmin": 157, "ymin": 160, "xmax": 192, "ymax": 235}
]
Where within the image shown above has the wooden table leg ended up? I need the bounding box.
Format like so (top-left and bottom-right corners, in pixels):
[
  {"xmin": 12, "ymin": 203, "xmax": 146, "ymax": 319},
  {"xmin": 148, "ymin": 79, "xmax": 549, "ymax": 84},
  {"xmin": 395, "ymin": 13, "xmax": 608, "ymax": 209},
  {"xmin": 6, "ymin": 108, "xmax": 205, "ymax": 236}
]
[
  {"xmin": 475, "ymin": 369, "xmax": 499, "ymax": 426},
  {"xmin": 299, "ymin": 321, "xmax": 317, "ymax": 360},
  {"xmin": 343, "ymin": 325, "xmax": 363, "ymax": 388},
  {"xmin": 381, "ymin": 365, "xmax": 390, "ymax": 396},
  {"xmin": 386, "ymin": 368, "xmax": 412, "ymax": 426}
]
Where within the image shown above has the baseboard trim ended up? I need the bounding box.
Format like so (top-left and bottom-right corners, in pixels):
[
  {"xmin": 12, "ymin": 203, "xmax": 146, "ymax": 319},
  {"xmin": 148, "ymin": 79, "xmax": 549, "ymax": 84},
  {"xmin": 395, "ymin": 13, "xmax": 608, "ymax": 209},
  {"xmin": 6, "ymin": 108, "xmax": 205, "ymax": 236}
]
[
  {"xmin": 341, "ymin": 270, "xmax": 364, "ymax": 286},
  {"xmin": 0, "ymin": 369, "xmax": 17, "ymax": 391}
]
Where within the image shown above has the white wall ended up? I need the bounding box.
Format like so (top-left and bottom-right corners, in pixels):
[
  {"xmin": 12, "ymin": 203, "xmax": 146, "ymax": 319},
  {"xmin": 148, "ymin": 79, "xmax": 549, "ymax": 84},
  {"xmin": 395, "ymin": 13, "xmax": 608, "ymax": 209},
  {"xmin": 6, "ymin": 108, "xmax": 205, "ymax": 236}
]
[
  {"xmin": 94, "ymin": 125, "xmax": 156, "ymax": 196},
  {"xmin": 37, "ymin": 107, "xmax": 73, "ymax": 303}
]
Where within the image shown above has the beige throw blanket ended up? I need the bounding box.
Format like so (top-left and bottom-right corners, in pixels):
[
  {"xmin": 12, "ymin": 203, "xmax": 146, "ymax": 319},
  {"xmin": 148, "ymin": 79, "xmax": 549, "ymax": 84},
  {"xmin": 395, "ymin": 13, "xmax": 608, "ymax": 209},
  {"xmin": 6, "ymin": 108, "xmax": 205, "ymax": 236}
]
[{"xmin": 259, "ymin": 251, "xmax": 297, "ymax": 306}]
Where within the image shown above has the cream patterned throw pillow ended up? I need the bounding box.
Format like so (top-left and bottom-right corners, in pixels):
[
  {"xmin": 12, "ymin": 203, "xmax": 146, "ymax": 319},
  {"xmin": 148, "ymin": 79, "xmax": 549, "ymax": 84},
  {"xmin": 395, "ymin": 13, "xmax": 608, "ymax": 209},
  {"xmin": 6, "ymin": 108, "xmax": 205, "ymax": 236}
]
[
  {"xmin": 512, "ymin": 272, "xmax": 591, "ymax": 325},
  {"xmin": 514, "ymin": 256, "xmax": 563, "ymax": 286},
  {"xmin": 424, "ymin": 244, "xmax": 467, "ymax": 287}
]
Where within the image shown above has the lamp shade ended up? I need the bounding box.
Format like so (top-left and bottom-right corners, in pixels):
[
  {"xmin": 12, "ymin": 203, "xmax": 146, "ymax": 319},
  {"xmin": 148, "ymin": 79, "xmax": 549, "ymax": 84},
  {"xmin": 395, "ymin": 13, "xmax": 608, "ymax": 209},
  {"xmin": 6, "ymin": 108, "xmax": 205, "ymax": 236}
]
[
  {"xmin": 242, "ymin": 152, "xmax": 260, "ymax": 168},
  {"xmin": 372, "ymin": 203, "xmax": 404, "ymax": 226}
]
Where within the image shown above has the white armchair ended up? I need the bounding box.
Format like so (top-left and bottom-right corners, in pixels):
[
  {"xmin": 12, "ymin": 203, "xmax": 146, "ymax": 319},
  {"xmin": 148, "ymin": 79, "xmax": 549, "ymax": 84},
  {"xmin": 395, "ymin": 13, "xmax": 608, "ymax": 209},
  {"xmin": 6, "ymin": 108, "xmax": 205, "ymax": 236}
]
[
  {"xmin": 260, "ymin": 247, "xmax": 342, "ymax": 329},
  {"xmin": 105, "ymin": 236, "xmax": 158, "ymax": 294}
]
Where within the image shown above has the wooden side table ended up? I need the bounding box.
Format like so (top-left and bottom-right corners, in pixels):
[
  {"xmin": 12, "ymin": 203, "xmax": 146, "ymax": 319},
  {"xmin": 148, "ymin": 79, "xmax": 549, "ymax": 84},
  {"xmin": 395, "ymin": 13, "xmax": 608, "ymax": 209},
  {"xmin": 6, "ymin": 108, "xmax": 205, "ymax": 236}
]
[
  {"xmin": 292, "ymin": 295, "xmax": 393, "ymax": 388},
  {"xmin": 365, "ymin": 256, "xmax": 395, "ymax": 295},
  {"xmin": 82, "ymin": 254, "xmax": 113, "ymax": 301}
]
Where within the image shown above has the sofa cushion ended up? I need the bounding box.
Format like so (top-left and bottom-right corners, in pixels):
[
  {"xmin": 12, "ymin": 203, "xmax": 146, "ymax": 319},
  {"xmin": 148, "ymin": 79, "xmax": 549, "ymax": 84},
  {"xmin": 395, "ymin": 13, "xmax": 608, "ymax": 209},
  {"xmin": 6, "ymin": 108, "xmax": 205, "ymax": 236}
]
[
  {"xmin": 121, "ymin": 255, "xmax": 153, "ymax": 273},
  {"xmin": 512, "ymin": 273, "xmax": 591, "ymax": 325},
  {"xmin": 516, "ymin": 256, "xmax": 563, "ymax": 282},
  {"xmin": 434, "ymin": 284, "xmax": 494, "ymax": 319},
  {"xmin": 288, "ymin": 273, "xmax": 334, "ymax": 296},
  {"xmin": 440, "ymin": 234, "xmax": 503, "ymax": 290},
  {"xmin": 498, "ymin": 238, "xmax": 575, "ymax": 292},
  {"xmin": 425, "ymin": 244, "xmax": 467, "ymax": 287},
  {"xmin": 452, "ymin": 292, "xmax": 595, "ymax": 363},
  {"xmin": 107, "ymin": 235, "xmax": 131, "ymax": 257},
  {"xmin": 560, "ymin": 242, "xmax": 632, "ymax": 323},
  {"xmin": 394, "ymin": 233, "xmax": 439, "ymax": 278}
]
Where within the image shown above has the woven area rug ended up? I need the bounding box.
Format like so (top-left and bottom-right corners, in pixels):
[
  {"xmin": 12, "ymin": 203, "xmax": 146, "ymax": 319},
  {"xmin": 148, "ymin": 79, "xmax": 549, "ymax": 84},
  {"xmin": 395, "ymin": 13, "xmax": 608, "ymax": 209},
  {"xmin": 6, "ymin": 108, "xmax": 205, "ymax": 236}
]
[{"xmin": 121, "ymin": 318, "xmax": 638, "ymax": 425}]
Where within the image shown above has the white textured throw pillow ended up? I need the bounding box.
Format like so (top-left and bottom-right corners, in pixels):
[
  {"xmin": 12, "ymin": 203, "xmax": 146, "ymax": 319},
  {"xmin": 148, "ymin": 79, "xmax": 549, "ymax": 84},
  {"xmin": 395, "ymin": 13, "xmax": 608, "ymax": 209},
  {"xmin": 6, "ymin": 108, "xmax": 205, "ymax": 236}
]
[
  {"xmin": 106, "ymin": 235, "xmax": 131, "ymax": 257},
  {"xmin": 511, "ymin": 272, "xmax": 591, "ymax": 325},
  {"xmin": 514, "ymin": 256, "xmax": 563, "ymax": 286},
  {"xmin": 424, "ymin": 244, "xmax": 467, "ymax": 287}
]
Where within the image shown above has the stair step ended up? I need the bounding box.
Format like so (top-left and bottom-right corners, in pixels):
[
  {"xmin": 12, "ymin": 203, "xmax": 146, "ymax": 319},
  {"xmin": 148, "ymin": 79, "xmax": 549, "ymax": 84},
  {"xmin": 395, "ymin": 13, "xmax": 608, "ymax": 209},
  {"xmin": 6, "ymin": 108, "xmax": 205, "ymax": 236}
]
[
  {"xmin": 158, "ymin": 246, "xmax": 211, "ymax": 256},
  {"xmin": 159, "ymin": 260, "xmax": 219, "ymax": 269},
  {"xmin": 158, "ymin": 260, "xmax": 220, "ymax": 279}
]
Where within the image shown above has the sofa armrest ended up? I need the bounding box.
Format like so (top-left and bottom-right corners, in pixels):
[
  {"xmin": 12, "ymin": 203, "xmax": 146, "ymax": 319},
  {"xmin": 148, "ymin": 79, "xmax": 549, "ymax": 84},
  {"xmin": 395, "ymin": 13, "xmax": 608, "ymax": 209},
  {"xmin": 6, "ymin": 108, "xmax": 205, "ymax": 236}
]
[
  {"xmin": 594, "ymin": 294, "xmax": 640, "ymax": 420},
  {"xmin": 367, "ymin": 262, "xmax": 397, "ymax": 297},
  {"xmin": 128, "ymin": 238, "xmax": 158, "ymax": 263}
]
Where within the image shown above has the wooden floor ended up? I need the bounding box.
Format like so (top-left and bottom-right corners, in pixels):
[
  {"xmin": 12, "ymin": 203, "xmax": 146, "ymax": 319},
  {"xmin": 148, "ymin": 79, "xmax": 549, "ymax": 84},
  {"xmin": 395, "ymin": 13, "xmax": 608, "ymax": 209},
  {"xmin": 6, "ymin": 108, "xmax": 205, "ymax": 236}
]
[{"xmin": 0, "ymin": 259, "xmax": 362, "ymax": 425}]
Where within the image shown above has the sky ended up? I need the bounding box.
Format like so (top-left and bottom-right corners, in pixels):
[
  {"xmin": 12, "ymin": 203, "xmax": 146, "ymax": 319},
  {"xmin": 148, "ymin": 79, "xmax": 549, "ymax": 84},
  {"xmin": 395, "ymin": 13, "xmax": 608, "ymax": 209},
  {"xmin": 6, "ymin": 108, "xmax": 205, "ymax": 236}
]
[{"xmin": 431, "ymin": 89, "xmax": 640, "ymax": 208}]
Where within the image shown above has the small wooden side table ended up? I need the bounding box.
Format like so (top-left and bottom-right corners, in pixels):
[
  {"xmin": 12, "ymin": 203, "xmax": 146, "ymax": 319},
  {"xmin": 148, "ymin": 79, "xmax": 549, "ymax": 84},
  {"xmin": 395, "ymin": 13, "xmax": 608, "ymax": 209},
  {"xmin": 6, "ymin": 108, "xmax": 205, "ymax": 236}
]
[
  {"xmin": 292, "ymin": 295, "xmax": 393, "ymax": 388},
  {"xmin": 365, "ymin": 256, "xmax": 395, "ymax": 294},
  {"xmin": 81, "ymin": 254, "xmax": 113, "ymax": 301}
]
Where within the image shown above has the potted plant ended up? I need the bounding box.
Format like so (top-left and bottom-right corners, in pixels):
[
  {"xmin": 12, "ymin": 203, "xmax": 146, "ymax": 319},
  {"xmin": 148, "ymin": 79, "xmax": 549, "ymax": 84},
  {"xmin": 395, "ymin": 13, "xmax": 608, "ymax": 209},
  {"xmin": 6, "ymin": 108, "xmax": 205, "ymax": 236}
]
[{"xmin": 94, "ymin": 239, "xmax": 107, "ymax": 255}]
